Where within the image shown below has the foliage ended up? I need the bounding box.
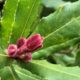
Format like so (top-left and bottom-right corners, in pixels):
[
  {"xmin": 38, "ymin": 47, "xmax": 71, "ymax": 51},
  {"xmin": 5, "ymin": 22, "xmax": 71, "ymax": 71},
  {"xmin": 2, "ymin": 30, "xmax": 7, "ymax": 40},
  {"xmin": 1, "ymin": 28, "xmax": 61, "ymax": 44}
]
[{"xmin": 0, "ymin": 0, "xmax": 80, "ymax": 80}]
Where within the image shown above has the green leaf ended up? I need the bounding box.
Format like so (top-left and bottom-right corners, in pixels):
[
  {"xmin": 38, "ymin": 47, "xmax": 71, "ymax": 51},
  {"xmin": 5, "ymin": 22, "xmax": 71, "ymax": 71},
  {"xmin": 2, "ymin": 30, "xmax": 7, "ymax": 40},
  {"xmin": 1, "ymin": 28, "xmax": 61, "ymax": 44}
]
[
  {"xmin": 0, "ymin": 49, "xmax": 14, "ymax": 69},
  {"xmin": 0, "ymin": 66, "xmax": 18, "ymax": 80},
  {"xmin": 33, "ymin": 27, "xmax": 80, "ymax": 59},
  {"xmin": 0, "ymin": 54, "xmax": 12, "ymax": 69},
  {"xmin": 34, "ymin": 1, "xmax": 80, "ymax": 37},
  {"xmin": 32, "ymin": 1, "xmax": 80, "ymax": 58},
  {"xmin": 53, "ymin": 53, "xmax": 75, "ymax": 66},
  {"xmin": 32, "ymin": 37, "xmax": 80, "ymax": 59},
  {"xmin": 1, "ymin": 0, "xmax": 41, "ymax": 48},
  {"xmin": 43, "ymin": 17, "xmax": 80, "ymax": 48},
  {"xmin": 0, "ymin": 65, "xmax": 42, "ymax": 80},
  {"xmin": 0, "ymin": 0, "xmax": 19, "ymax": 48},
  {"xmin": 42, "ymin": 0, "xmax": 66, "ymax": 9},
  {"xmin": 12, "ymin": 64, "xmax": 43, "ymax": 80},
  {"xmin": 10, "ymin": 0, "xmax": 41, "ymax": 43},
  {"xmin": 64, "ymin": 0, "xmax": 78, "ymax": 2},
  {"xmin": 26, "ymin": 60, "xmax": 80, "ymax": 80},
  {"xmin": 42, "ymin": 0, "xmax": 79, "ymax": 9},
  {"xmin": 34, "ymin": 0, "xmax": 80, "ymax": 38},
  {"xmin": 0, "ymin": 51, "xmax": 42, "ymax": 80},
  {"xmin": 75, "ymin": 50, "xmax": 80, "ymax": 66},
  {"xmin": 35, "ymin": 2, "xmax": 80, "ymax": 47}
]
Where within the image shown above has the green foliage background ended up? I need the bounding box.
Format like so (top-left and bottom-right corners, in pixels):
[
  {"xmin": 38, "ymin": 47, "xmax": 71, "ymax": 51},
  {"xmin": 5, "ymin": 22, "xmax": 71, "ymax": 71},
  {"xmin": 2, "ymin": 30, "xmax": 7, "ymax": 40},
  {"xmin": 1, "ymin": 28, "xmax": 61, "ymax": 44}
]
[{"xmin": 0, "ymin": 0, "xmax": 80, "ymax": 80}]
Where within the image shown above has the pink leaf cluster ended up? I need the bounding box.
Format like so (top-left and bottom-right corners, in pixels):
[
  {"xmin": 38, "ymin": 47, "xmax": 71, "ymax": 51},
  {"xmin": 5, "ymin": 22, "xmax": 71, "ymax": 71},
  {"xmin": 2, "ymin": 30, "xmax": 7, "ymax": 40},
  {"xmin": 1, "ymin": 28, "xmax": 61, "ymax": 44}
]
[{"xmin": 7, "ymin": 34, "xmax": 44, "ymax": 62}]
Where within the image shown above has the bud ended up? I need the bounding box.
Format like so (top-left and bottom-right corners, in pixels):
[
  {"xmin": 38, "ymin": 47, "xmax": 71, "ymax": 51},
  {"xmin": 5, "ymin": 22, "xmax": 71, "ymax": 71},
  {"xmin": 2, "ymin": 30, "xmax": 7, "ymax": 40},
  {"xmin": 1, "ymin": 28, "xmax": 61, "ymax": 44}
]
[
  {"xmin": 17, "ymin": 37, "xmax": 26, "ymax": 48},
  {"xmin": 17, "ymin": 45, "xmax": 27, "ymax": 56},
  {"xmin": 24, "ymin": 53, "xmax": 32, "ymax": 62},
  {"xmin": 26, "ymin": 34, "xmax": 44, "ymax": 52},
  {"xmin": 8, "ymin": 44, "xmax": 17, "ymax": 57}
]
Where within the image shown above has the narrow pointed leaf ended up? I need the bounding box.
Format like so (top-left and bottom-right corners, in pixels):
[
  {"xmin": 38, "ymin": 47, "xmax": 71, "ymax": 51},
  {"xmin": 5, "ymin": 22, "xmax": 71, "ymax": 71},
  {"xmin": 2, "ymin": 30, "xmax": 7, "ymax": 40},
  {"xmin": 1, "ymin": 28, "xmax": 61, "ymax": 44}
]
[
  {"xmin": 0, "ymin": 0, "xmax": 19, "ymax": 48},
  {"xmin": 10, "ymin": 0, "xmax": 41, "ymax": 43},
  {"xmin": 1, "ymin": 0, "xmax": 41, "ymax": 48}
]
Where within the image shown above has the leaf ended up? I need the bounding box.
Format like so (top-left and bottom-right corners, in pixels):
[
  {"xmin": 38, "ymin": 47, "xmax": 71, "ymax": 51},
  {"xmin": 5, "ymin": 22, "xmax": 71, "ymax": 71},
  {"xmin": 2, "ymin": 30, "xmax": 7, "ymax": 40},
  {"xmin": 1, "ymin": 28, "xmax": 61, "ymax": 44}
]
[
  {"xmin": 32, "ymin": 37, "xmax": 80, "ymax": 59},
  {"xmin": 10, "ymin": 0, "xmax": 41, "ymax": 43},
  {"xmin": 0, "ymin": 0, "xmax": 19, "ymax": 48},
  {"xmin": 43, "ymin": 17, "xmax": 80, "ymax": 48},
  {"xmin": 0, "ymin": 56, "xmax": 13, "ymax": 69},
  {"xmin": 75, "ymin": 50, "xmax": 80, "ymax": 66},
  {"xmin": 32, "ymin": 1, "xmax": 80, "ymax": 58},
  {"xmin": 53, "ymin": 53, "xmax": 75, "ymax": 66},
  {"xmin": 42, "ymin": 0, "xmax": 66, "ymax": 9},
  {"xmin": 0, "ymin": 52, "xmax": 42, "ymax": 80},
  {"xmin": 64, "ymin": 0, "xmax": 78, "ymax": 2},
  {"xmin": 0, "ymin": 64, "xmax": 40, "ymax": 80},
  {"xmin": 0, "ymin": 49, "xmax": 14, "ymax": 69},
  {"xmin": 26, "ymin": 60, "xmax": 80, "ymax": 80},
  {"xmin": 12, "ymin": 64, "xmax": 43, "ymax": 80},
  {"xmin": 0, "ymin": 54, "xmax": 12, "ymax": 69},
  {"xmin": 42, "ymin": 0, "xmax": 79, "ymax": 9},
  {"xmin": 34, "ymin": 1, "xmax": 80, "ymax": 37},
  {"xmin": 1, "ymin": 0, "xmax": 41, "ymax": 48},
  {"xmin": 0, "ymin": 66, "xmax": 18, "ymax": 80},
  {"xmin": 33, "ymin": 24, "xmax": 80, "ymax": 59}
]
